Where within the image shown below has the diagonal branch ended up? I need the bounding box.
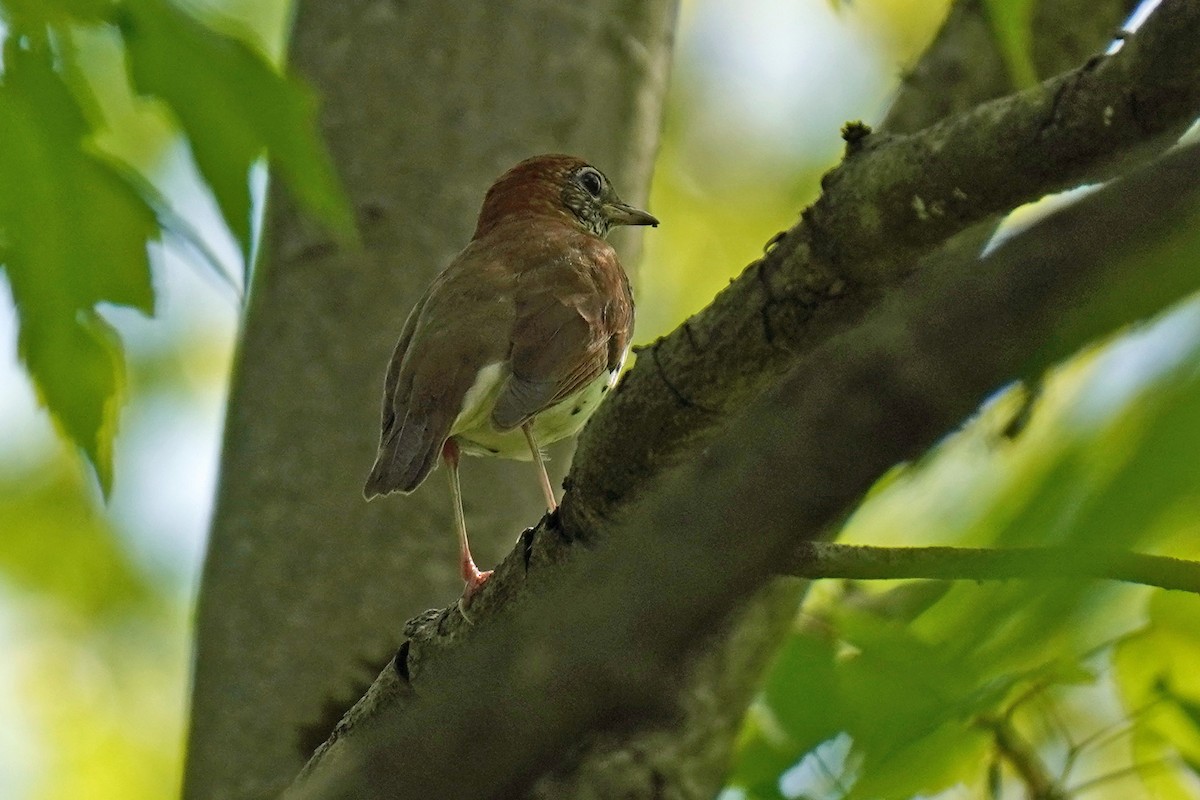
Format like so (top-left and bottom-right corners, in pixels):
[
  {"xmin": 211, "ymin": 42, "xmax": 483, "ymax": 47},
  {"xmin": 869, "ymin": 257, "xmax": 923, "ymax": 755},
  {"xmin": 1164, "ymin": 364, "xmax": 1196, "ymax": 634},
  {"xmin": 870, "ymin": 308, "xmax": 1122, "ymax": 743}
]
[
  {"xmin": 517, "ymin": 3, "xmax": 1154, "ymax": 795},
  {"xmin": 288, "ymin": 3, "xmax": 1200, "ymax": 795},
  {"xmin": 883, "ymin": 0, "xmax": 1143, "ymax": 136},
  {"xmin": 567, "ymin": 0, "xmax": 1200, "ymax": 525},
  {"xmin": 807, "ymin": 0, "xmax": 1200, "ymax": 283},
  {"xmin": 788, "ymin": 542, "xmax": 1200, "ymax": 594},
  {"xmin": 287, "ymin": 113, "xmax": 1200, "ymax": 800}
]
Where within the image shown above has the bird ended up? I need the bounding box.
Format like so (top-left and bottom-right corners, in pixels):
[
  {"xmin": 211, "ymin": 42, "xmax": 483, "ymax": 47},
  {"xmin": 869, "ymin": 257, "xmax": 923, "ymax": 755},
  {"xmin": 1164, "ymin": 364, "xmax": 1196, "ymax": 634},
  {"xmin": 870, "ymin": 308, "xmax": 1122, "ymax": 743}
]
[{"xmin": 364, "ymin": 154, "xmax": 658, "ymax": 607}]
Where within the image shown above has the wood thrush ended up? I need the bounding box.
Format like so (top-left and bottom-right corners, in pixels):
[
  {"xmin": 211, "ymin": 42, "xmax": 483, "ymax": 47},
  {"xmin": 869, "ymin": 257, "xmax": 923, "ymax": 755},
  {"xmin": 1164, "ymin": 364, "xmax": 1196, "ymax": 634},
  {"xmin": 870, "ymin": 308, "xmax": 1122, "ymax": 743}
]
[{"xmin": 364, "ymin": 154, "xmax": 657, "ymax": 604}]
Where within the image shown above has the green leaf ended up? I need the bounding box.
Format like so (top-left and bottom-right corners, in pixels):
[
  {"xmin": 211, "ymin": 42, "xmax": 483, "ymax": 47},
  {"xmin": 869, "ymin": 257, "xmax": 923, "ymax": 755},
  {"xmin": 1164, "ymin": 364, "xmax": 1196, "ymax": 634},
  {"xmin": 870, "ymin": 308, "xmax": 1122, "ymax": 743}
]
[
  {"xmin": 0, "ymin": 0, "xmax": 115, "ymax": 26},
  {"xmin": 721, "ymin": 70, "xmax": 1200, "ymax": 796},
  {"xmin": 0, "ymin": 464, "xmax": 152, "ymax": 616},
  {"xmin": 1115, "ymin": 592, "xmax": 1200, "ymax": 797},
  {"xmin": 1066, "ymin": 363, "xmax": 1200, "ymax": 554},
  {"xmin": 118, "ymin": 0, "xmax": 354, "ymax": 266},
  {"xmin": 0, "ymin": 43, "xmax": 158, "ymax": 494},
  {"xmin": 982, "ymin": 0, "xmax": 1039, "ymax": 88},
  {"xmin": 730, "ymin": 609, "xmax": 999, "ymax": 799},
  {"xmin": 20, "ymin": 312, "xmax": 127, "ymax": 493},
  {"xmin": 779, "ymin": 733, "xmax": 861, "ymax": 800}
]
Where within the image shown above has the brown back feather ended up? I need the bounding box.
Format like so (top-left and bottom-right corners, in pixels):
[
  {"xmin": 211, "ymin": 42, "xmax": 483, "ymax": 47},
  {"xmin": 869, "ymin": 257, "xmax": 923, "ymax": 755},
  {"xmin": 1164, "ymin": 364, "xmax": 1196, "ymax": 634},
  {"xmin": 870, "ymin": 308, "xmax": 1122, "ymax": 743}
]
[
  {"xmin": 363, "ymin": 241, "xmax": 516, "ymax": 497},
  {"xmin": 491, "ymin": 229, "xmax": 632, "ymax": 430}
]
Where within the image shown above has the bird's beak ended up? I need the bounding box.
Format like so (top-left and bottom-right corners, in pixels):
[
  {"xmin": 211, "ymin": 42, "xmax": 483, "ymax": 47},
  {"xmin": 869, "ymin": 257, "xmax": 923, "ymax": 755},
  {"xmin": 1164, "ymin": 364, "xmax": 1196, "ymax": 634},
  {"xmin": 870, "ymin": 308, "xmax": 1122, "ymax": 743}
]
[{"xmin": 604, "ymin": 201, "xmax": 659, "ymax": 228}]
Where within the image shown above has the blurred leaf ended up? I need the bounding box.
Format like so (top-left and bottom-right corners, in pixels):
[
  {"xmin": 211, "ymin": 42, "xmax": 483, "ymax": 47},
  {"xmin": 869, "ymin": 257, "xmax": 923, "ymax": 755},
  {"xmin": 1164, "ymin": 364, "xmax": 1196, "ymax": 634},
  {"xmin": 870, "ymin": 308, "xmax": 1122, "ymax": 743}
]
[
  {"xmin": 734, "ymin": 635, "xmax": 842, "ymax": 795},
  {"xmin": 982, "ymin": 0, "xmax": 1038, "ymax": 87},
  {"xmin": 1063, "ymin": 366, "xmax": 1200, "ymax": 555},
  {"xmin": 830, "ymin": 609, "xmax": 996, "ymax": 799},
  {"xmin": 0, "ymin": 0, "xmax": 114, "ymax": 25},
  {"xmin": 0, "ymin": 42, "xmax": 158, "ymax": 494},
  {"xmin": 850, "ymin": 722, "xmax": 983, "ymax": 800},
  {"xmin": 731, "ymin": 609, "xmax": 996, "ymax": 799},
  {"xmin": 1114, "ymin": 592, "xmax": 1200, "ymax": 796},
  {"xmin": 1171, "ymin": 694, "xmax": 1200, "ymax": 740},
  {"xmin": 733, "ymin": 294, "xmax": 1200, "ymax": 797},
  {"xmin": 0, "ymin": 466, "xmax": 152, "ymax": 615},
  {"xmin": 118, "ymin": 0, "xmax": 354, "ymax": 265},
  {"xmin": 17, "ymin": 610, "xmax": 186, "ymax": 797},
  {"xmin": 779, "ymin": 732, "xmax": 861, "ymax": 800},
  {"xmin": 53, "ymin": 19, "xmax": 110, "ymax": 130}
]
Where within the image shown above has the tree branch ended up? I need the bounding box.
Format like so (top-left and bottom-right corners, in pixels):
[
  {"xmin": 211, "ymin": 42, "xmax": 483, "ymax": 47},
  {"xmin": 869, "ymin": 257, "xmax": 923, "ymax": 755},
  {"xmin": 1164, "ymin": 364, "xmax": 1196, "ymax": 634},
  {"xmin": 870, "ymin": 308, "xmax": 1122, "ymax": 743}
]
[
  {"xmin": 287, "ymin": 107, "xmax": 1200, "ymax": 800},
  {"xmin": 520, "ymin": 3, "xmax": 1155, "ymax": 795},
  {"xmin": 568, "ymin": 0, "xmax": 1200, "ymax": 523},
  {"xmin": 979, "ymin": 714, "xmax": 1066, "ymax": 800},
  {"xmin": 809, "ymin": 0, "xmax": 1199, "ymax": 283},
  {"xmin": 788, "ymin": 542, "xmax": 1200, "ymax": 594},
  {"xmin": 883, "ymin": 0, "xmax": 1142, "ymax": 135},
  {"xmin": 286, "ymin": 2, "xmax": 1200, "ymax": 794}
]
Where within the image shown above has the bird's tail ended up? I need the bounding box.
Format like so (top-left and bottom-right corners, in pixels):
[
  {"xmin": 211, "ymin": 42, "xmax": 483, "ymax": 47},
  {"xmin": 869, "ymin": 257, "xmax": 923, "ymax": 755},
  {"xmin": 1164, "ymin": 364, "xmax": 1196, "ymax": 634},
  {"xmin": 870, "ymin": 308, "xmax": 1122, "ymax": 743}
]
[{"xmin": 362, "ymin": 421, "xmax": 441, "ymax": 500}]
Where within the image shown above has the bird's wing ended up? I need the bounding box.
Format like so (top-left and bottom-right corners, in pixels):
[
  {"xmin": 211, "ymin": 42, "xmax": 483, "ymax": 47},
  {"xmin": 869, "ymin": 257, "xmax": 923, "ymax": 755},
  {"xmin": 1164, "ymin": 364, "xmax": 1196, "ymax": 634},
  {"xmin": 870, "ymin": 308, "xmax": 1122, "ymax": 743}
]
[
  {"xmin": 364, "ymin": 256, "xmax": 514, "ymax": 497},
  {"xmin": 490, "ymin": 252, "xmax": 626, "ymax": 432},
  {"xmin": 378, "ymin": 288, "xmax": 428, "ymax": 437}
]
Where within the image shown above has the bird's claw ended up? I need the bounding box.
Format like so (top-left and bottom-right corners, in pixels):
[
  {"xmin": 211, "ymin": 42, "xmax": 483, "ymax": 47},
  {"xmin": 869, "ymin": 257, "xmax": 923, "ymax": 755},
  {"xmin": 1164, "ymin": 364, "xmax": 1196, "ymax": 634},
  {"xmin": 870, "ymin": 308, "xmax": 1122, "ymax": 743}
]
[{"xmin": 457, "ymin": 568, "xmax": 493, "ymax": 623}]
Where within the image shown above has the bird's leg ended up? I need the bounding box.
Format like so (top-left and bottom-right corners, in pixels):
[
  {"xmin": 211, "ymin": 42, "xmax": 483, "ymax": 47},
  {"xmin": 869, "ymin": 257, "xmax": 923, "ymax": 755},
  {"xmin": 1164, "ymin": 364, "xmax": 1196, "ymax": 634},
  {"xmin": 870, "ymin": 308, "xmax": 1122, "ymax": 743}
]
[
  {"xmin": 522, "ymin": 422, "xmax": 557, "ymax": 512},
  {"xmin": 443, "ymin": 439, "xmax": 491, "ymax": 607}
]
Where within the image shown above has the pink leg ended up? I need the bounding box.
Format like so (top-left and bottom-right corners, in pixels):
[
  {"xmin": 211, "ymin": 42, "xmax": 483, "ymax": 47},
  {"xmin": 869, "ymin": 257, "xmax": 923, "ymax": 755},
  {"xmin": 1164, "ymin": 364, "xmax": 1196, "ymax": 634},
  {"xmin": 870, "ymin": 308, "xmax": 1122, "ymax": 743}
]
[
  {"xmin": 522, "ymin": 422, "xmax": 558, "ymax": 513},
  {"xmin": 443, "ymin": 439, "xmax": 491, "ymax": 607}
]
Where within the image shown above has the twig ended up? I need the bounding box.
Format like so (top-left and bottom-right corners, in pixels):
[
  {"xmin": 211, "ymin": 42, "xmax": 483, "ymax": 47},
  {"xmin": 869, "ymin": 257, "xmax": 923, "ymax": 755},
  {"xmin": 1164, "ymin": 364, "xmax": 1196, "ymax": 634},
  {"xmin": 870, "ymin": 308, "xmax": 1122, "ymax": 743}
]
[
  {"xmin": 787, "ymin": 542, "xmax": 1200, "ymax": 594},
  {"xmin": 1065, "ymin": 757, "xmax": 1175, "ymax": 796},
  {"xmin": 979, "ymin": 713, "xmax": 1066, "ymax": 800}
]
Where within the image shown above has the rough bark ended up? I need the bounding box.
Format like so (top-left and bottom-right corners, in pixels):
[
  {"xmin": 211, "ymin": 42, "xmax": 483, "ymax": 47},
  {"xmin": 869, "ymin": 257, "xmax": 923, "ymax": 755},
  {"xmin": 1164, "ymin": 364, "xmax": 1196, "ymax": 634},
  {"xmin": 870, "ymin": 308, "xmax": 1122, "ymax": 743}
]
[
  {"xmin": 288, "ymin": 125, "xmax": 1200, "ymax": 800},
  {"xmin": 567, "ymin": 0, "xmax": 1199, "ymax": 521},
  {"xmin": 287, "ymin": 1, "xmax": 1198, "ymax": 798},
  {"xmin": 183, "ymin": 2, "xmax": 676, "ymax": 798},
  {"xmin": 519, "ymin": 4, "xmax": 1150, "ymax": 794},
  {"xmin": 884, "ymin": 0, "xmax": 1139, "ymax": 136}
]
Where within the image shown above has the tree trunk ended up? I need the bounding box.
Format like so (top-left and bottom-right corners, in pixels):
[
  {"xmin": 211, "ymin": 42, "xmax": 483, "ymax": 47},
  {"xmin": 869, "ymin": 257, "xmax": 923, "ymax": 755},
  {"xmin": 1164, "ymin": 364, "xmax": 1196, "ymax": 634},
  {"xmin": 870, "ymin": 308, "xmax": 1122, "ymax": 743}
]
[{"xmin": 183, "ymin": 3, "xmax": 676, "ymax": 797}]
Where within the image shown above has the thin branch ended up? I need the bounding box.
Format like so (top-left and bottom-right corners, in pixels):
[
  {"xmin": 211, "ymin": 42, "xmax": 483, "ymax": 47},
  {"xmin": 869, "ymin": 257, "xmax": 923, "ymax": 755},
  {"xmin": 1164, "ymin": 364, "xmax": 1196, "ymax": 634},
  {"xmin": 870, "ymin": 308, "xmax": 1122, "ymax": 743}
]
[
  {"xmin": 1067, "ymin": 696, "xmax": 1166, "ymax": 764},
  {"xmin": 1064, "ymin": 758, "xmax": 1176, "ymax": 797},
  {"xmin": 787, "ymin": 542, "xmax": 1200, "ymax": 594},
  {"xmin": 979, "ymin": 714, "xmax": 1066, "ymax": 800}
]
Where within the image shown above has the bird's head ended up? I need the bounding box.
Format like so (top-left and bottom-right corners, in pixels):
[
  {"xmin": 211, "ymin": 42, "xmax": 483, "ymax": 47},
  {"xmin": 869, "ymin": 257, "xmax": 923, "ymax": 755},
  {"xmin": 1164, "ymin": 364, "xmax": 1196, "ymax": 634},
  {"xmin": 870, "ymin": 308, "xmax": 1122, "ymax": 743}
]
[{"xmin": 473, "ymin": 154, "xmax": 658, "ymax": 239}]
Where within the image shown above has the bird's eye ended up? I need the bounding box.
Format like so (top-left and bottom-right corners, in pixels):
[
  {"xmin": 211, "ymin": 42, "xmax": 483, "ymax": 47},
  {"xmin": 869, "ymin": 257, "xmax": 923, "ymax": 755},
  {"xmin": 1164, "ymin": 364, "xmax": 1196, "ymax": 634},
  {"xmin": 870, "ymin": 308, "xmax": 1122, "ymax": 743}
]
[{"xmin": 578, "ymin": 168, "xmax": 603, "ymax": 198}]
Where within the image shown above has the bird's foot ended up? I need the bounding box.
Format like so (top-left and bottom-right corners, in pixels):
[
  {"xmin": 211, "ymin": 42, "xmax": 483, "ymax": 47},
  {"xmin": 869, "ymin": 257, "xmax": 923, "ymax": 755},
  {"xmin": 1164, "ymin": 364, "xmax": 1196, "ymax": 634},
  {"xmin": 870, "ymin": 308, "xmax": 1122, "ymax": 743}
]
[{"xmin": 457, "ymin": 565, "xmax": 494, "ymax": 623}]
